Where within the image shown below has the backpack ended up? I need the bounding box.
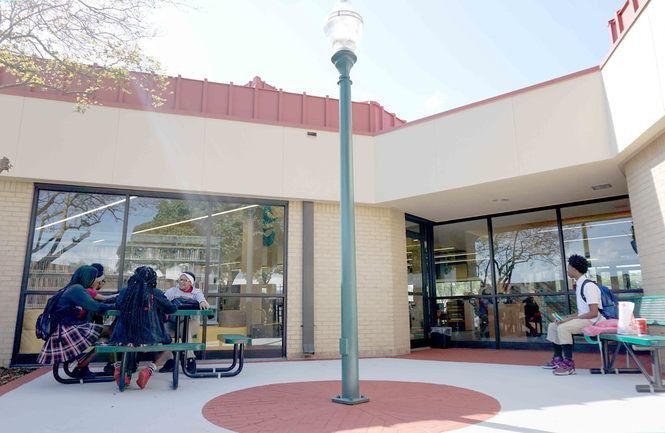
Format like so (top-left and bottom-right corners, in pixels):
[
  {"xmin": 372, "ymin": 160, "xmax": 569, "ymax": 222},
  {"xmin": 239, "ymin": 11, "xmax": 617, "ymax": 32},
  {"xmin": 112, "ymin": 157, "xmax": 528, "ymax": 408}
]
[
  {"xmin": 35, "ymin": 288, "xmax": 67, "ymax": 340},
  {"xmin": 580, "ymin": 279, "xmax": 619, "ymax": 319}
]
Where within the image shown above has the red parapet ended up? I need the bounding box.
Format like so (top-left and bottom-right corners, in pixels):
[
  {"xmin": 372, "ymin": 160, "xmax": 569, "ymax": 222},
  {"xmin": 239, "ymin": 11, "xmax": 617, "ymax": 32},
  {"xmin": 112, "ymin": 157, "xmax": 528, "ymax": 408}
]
[
  {"xmin": 0, "ymin": 70, "xmax": 405, "ymax": 135},
  {"xmin": 607, "ymin": 0, "xmax": 645, "ymax": 47}
]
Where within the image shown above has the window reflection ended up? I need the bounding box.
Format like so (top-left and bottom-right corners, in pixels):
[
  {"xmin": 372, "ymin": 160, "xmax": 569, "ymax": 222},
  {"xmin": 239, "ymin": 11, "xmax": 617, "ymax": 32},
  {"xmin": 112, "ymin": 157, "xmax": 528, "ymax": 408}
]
[
  {"xmin": 561, "ymin": 199, "xmax": 640, "ymax": 291},
  {"xmin": 28, "ymin": 190, "xmax": 127, "ymax": 291},
  {"xmin": 123, "ymin": 197, "xmax": 209, "ymax": 290},
  {"xmin": 491, "ymin": 210, "xmax": 564, "ymax": 294},
  {"xmin": 496, "ymin": 295, "xmax": 567, "ymax": 343},
  {"xmin": 19, "ymin": 294, "xmax": 52, "ymax": 354},
  {"xmin": 406, "ymin": 237, "xmax": 425, "ymax": 341},
  {"xmin": 433, "ymin": 220, "xmax": 491, "ymax": 296},
  {"xmin": 208, "ymin": 204, "xmax": 285, "ymax": 297},
  {"xmin": 199, "ymin": 297, "xmax": 283, "ymax": 354},
  {"xmin": 16, "ymin": 188, "xmax": 288, "ymax": 364}
]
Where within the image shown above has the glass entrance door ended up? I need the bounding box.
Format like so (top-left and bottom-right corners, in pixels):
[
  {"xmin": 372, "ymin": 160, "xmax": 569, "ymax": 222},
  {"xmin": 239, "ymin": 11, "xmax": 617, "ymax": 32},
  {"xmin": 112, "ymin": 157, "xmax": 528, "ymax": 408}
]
[{"xmin": 406, "ymin": 234, "xmax": 430, "ymax": 347}]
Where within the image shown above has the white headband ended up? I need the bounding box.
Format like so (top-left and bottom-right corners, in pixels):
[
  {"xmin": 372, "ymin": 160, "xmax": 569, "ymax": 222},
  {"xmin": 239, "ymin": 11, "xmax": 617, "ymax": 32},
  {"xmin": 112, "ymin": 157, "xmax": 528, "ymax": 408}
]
[
  {"xmin": 180, "ymin": 273, "xmax": 195, "ymax": 286},
  {"xmin": 94, "ymin": 274, "xmax": 104, "ymax": 283}
]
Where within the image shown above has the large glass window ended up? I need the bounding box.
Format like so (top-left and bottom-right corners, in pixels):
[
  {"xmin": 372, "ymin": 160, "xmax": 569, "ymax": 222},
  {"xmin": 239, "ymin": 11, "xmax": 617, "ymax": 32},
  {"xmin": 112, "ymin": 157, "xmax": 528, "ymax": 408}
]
[
  {"xmin": 425, "ymin": 197, "xmax": 641, "ymax": 348},
  {"xmin": 27, "ymin": 190, "xmax": 127, "ymax": 291},
  {"xmin": 495, "ymin": 294, "xmax": 567, "ymax": 343},
  {"xmin": 15, "ymin": 187, "xmax": 287, "ymax": 363},
  {"xmin": 433, "ymin": 220, "xmax": 491, "ymax": 296},
  {"xmin": 208, "ymin": 204, "xmax": 284, "ymax": 297},
  {"xmin": 561, "ymin": 198, "xmax": 640, "ymax": 292},
  {"xmin": 123, "ymin": 197, "xmax": 209, "ymax": 290},
  {"xmin": 491, "ymin": 210, "xmax": 564, "ymax": 295}
]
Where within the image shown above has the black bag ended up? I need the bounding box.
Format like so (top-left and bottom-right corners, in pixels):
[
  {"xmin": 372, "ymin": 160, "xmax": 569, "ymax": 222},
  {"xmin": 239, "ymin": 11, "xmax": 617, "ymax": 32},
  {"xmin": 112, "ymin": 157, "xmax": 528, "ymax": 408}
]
[{"xmin": 35, "ymin": 288, "xmax": 67, "ymax": 340}]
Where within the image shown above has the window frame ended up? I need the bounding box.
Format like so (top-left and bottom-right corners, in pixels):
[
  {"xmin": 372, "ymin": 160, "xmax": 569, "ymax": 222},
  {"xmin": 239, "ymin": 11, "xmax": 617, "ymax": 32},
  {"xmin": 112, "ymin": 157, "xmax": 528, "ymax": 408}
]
[{"xmin": 12, "ymin": 183, "xmax": 289, "ymax": 365}]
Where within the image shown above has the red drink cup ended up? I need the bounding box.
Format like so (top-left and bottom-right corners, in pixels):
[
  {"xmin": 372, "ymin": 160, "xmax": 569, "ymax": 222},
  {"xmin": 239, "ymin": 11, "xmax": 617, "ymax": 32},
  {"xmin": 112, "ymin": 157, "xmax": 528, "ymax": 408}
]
[{"xmin": 635, "ymin": 318, "xmax": 647, "ymax": 336}]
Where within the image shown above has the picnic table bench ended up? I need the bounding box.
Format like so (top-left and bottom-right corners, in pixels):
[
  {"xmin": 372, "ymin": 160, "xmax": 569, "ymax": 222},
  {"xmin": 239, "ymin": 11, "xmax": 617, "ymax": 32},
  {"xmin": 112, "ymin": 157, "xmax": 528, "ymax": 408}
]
[
  {"xmin": 51, "ymin": 308, "xmax": 253, "ymax": 389},
  {"xmin": 52, "ymin": 309, "xmax": 212, "ymax": 390},
  {"xmin": 586, "ymin": 295, "xmax": 665, "ymax": 393}
]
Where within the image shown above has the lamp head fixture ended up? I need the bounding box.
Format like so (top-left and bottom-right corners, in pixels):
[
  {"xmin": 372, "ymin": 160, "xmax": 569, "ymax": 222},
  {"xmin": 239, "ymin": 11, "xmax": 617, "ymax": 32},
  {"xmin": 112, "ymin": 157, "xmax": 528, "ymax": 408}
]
[{"xmin": 324, "ymin": 0, "xmax": 364, "ymax": 54}]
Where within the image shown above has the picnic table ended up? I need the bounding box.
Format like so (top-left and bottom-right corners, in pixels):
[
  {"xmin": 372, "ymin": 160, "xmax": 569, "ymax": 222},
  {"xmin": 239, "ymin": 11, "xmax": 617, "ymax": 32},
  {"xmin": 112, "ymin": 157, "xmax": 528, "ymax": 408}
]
[
  {"xmin": 51, "ymin": 308, "xmax": 252, "ymax": 388},
  {"xmin": 51, "ymin": 309, "xmax": 213, "ymax": 390},
  {"xmin": 585, "ymin": 295, "xmax": 665, "ymax": 393},
  {"xmin": 171, "ymin": 309, "xmax": 252, "ymax": 378}
]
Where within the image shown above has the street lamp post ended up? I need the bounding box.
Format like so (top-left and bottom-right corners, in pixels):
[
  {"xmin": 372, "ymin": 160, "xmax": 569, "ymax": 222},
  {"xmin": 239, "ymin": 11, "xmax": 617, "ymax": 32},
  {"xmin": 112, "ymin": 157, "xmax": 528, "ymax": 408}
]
[{"xmin": 324, "ymin": 0, "xmax": 369, "ymax": 405}]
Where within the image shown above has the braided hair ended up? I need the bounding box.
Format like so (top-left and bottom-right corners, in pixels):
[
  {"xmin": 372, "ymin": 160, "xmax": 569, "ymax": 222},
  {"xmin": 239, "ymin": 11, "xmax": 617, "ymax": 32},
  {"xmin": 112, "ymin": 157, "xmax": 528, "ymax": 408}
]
[{"xmin": 119, "ymin": 266, "xmax": 158, "ymax": 345}]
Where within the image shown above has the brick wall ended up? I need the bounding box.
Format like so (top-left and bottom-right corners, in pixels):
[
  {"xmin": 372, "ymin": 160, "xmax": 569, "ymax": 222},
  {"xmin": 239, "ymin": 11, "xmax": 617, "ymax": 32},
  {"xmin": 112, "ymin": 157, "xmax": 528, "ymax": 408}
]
[
  {"xmin": 287, "ymin": 202, "xmax": 408, "ymax": 359},
  {"xmin": 625, "ymin": 131, "xmax": 665, "ymax": 297},
  {"xmin": 0, "ymin": 179, "xmax": 33, "ymax": 367},
  {"xmin": 286, "ymin": 201, "xmax": 303, "ymax": 357}
]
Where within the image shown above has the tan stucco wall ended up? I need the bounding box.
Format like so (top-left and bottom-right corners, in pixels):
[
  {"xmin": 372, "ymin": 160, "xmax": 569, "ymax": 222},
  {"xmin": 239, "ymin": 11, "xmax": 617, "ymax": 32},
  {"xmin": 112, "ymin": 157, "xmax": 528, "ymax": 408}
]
[
  {"xmin": 285, "ymin": 202, "xmax": 409, "ymax": 359},
  {"xmin": 0, "ymin": 179, "xmax": 33, "ymax": 367},
  {"xmin": 625, "ymin": 131, "xmax": 665, "ymax": 297}
]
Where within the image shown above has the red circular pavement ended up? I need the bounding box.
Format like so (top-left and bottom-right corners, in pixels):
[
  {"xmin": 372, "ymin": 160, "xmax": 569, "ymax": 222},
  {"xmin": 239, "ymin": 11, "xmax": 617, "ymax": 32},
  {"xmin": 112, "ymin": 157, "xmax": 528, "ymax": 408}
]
[{"xmin": 202, "ymin": 380, "xmax": 500, "ymax": 433}]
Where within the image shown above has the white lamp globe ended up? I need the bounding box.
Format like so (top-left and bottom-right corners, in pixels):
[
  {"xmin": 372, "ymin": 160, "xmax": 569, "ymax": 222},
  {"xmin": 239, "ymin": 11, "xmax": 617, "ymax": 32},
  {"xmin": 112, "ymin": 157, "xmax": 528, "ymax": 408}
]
[{"xmin": 324, "ymin": 0, "xmax": 364, "ymax": 54}]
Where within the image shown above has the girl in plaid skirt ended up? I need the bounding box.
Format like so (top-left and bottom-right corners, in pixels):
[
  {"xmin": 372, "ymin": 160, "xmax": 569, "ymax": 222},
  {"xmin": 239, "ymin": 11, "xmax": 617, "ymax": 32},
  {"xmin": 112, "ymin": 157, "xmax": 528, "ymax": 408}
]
[{"xmin": 38, "ymin": 266, "xmax": 113, "ymax": 366}]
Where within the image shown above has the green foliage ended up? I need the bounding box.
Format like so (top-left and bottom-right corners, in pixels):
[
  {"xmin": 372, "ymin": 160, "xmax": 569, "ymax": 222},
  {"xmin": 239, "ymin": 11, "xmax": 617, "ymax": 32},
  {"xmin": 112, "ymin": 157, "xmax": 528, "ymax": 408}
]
[{"xmin": 0, "ymin": 0, "xmax": 179, "ymax": 110}]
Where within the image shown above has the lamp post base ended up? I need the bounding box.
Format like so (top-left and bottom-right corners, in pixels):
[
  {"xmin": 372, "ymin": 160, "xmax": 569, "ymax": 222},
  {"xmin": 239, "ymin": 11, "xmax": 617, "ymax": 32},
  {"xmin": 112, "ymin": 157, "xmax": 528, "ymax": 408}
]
[{"xmin": 332, "ymin": 395, "xmax": 370, "ymax": 405}]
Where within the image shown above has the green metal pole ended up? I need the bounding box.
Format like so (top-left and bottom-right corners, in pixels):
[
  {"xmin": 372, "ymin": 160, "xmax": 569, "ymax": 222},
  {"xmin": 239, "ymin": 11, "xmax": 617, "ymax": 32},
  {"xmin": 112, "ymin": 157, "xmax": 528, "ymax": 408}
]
[{"xmin": 331, "ymin": 49, "xmax": 368, "ymax": 405}]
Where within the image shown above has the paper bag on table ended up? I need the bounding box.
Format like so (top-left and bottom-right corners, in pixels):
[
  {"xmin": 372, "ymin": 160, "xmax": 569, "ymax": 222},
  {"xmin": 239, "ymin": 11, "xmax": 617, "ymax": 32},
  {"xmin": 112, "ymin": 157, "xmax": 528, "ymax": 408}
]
[{"xmin": 617, "ymin": 301, "xmax": 638, "ymax": 335}]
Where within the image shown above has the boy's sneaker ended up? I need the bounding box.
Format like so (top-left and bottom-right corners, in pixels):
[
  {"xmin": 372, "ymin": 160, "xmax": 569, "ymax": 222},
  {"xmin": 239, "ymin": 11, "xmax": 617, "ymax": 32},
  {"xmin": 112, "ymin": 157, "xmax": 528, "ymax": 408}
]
[
  {"xmin": 186, "ymin": 357, "xmax": 197, "ymax": 373},
  {"xmin": 136, "ymin": 366, "xmax": 155, "ymax": 389},
  {"xmin": 113, "ymin": 366, "xmax": 131, "ymax": 386},
  {"xmin": 158, "ymin": 359, "xmax": 174, "ymax": 373},
  {"xmin": 553, "ymin": 359, "xmax": 576, "ymax": 376},
  {"xmin": 542, "ymin": 356, "xmax": 562, "ymax": 369}
]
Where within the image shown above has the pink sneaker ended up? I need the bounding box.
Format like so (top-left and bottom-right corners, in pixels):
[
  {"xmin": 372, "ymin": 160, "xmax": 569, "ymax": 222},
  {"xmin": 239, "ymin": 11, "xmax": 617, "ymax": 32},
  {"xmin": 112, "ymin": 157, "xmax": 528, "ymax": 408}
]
[
  {"xmin": 553, "ymin": 359, "xmax": 575, "ymax": 376},
  {"xmin": 542, "ymin": 356, "xmax": 562, "ymax": 369}
]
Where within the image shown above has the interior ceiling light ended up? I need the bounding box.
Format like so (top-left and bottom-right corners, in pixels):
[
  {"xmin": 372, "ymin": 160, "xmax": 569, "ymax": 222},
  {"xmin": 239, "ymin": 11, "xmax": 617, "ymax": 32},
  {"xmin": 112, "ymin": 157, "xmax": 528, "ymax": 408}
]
[
  {"xmin": 592, "ymin": 183, "xmax": 612, "ymax": 190},
  {"xmin": 491, "ymin": 198, "xmax": 509, "ymax": 203}
]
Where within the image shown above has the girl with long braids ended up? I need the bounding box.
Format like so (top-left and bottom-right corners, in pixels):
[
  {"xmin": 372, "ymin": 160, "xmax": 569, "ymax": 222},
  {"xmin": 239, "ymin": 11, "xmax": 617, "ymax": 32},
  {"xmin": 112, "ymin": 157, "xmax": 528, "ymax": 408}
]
[{"xmin": 111, "ymin": 266, "xmax": 176, "ymax": 389}]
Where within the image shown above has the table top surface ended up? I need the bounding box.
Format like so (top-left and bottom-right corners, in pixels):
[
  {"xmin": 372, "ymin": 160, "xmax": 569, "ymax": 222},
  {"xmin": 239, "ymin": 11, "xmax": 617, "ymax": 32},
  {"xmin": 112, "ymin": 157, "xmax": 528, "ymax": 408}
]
[
  {"xmin": 106, "ymin": 309, "xmax": 214, "ymax": 317},
  {"xmin": 600, "ymin": 333, "xmax": 665, "ymax": 346}
]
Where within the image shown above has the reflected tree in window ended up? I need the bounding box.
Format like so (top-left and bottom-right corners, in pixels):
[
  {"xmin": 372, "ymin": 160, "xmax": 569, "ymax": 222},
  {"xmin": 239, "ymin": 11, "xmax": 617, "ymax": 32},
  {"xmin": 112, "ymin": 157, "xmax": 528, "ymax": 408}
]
[
  {"xmin": 476, "ymin": 226, "xmax": 562, "ymax": 294},
  {"xmin": 32, "ymin": 192, "xmax": 125, "ymax": 271}
]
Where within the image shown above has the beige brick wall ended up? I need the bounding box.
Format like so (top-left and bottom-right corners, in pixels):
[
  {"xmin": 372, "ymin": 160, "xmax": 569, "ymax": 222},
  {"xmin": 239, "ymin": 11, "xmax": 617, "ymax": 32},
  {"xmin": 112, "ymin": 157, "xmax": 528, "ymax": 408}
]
[
  {"xmin": 287, "ymin": 202, "xmax": 408, "ymax": 359},
  {"xmin": 286, "ymin": 201, "xmax": 303, "ymax": 358},
  {"xmin": 625, "ymin": 131, "xmax": 665, "ymax": 296},
  {"xmin": 0, "ymin": 179, "xmax": 33, "ymax": 367}
]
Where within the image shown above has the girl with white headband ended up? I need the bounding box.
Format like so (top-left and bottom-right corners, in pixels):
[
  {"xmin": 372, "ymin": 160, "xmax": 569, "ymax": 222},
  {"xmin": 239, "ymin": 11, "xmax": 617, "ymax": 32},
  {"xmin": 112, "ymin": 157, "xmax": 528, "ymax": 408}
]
[{"xmin": 162, "ymin": 271, "xmax": 210, "ymax": 372}]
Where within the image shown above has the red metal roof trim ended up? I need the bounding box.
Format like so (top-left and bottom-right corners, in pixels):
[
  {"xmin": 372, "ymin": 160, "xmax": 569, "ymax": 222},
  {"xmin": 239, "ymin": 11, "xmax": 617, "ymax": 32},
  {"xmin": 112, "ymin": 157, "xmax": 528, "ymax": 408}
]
[
  {"xmin": 603, "ymin": 0, "xmax": 650, "ymax": 67},
  {"xmin": 0, "ymin": 71, "xmax": 405, "ymax": 136}
]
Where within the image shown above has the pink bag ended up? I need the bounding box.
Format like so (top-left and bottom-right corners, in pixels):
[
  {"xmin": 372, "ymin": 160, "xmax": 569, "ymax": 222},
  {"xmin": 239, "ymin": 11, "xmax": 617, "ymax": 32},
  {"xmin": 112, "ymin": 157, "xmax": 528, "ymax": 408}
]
[{"xmin": 582, "ymin": 319, "xmax": 619, "ymax": 337}]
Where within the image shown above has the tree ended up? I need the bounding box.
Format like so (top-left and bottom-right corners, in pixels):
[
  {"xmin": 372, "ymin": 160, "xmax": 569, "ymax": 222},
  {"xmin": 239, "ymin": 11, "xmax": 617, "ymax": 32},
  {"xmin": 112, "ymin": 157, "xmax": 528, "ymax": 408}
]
[
  {"xmin": 0, "ymin": 0, "xmax": 178, "ymax": 109},
  {"xmin": 475, "ymin": 225, "xmax": 562, "ymax": 293},
  {"xmin": 31, "ymin": 191, "xmax": 126, "ymax": 270}
]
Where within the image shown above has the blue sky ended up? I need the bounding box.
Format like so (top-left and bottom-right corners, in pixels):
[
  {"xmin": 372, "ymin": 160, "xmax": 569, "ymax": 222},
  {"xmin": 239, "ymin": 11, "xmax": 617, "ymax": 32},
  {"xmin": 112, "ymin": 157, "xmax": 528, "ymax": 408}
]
[{"xmin": 144, "ymin": 0, "xmax": 625, "ymax": 121}]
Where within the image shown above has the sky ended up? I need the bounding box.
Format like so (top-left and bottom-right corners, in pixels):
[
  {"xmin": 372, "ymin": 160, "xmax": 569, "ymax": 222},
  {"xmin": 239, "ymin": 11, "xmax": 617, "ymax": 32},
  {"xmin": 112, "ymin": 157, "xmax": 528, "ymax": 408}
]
[{"xmin": 143, "ymin": 0, "xmax": 626, "ymax": 121}]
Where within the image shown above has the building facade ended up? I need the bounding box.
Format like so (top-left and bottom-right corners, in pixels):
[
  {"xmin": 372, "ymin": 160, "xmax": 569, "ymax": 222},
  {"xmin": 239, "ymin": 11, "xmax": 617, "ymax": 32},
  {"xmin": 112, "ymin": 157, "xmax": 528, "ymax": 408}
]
[{"xmin": 1, "ymin": 0, "xmax": 664, "ymax": 366}]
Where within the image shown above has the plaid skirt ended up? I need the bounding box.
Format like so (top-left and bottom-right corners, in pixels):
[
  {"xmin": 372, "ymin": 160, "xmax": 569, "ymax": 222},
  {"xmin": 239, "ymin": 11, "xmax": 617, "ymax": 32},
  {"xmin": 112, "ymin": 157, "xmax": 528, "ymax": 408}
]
[{"xmin": 37, "ymin": 323, "xmax": 104, "ymax": 364}]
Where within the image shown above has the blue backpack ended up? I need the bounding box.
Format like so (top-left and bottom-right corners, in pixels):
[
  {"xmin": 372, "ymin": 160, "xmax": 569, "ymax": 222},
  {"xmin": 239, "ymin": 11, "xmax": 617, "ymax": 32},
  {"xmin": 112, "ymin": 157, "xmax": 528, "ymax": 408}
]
[{"xmin": 580, "ymin": 279, "xmax": 619, "ymax": 319}]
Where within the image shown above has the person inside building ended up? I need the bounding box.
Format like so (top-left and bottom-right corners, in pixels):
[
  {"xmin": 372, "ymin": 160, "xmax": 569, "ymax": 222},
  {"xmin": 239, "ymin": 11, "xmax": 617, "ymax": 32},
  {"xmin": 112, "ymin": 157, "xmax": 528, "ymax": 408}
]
[
  {"xmin": 542, "ymin": 255, "xmax": 603, "ymax": 375},
  {"xmin": 110, "ymin": 266, "xmax": 177, "ymax": 389},
  {"xmin": 523, "ymin": 296, "xmax": 542, "ymax": 337},
  {"xmin": 159, "ymin": 271, "xmax": 210, "ymax": 373},
  {"xmin": 37, "ymin": 265, "xmax": 114, "ymax": 377}
]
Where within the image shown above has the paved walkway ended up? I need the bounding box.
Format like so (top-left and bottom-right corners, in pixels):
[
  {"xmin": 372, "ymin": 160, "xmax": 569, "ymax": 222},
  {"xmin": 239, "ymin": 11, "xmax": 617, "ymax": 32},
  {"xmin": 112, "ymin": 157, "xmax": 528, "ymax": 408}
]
[{"xmin": 1, "ymin": 351, "xmax": 664, "ymax": 432}]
